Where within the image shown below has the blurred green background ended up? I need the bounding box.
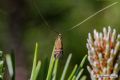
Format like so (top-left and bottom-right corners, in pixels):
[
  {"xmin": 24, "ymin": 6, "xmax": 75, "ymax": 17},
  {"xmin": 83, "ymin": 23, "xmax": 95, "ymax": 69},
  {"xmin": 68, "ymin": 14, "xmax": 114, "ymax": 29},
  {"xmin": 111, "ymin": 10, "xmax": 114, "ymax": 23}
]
[{"xmin": 0, "ymin": 0, "xmax": 120, "ymax": 80}]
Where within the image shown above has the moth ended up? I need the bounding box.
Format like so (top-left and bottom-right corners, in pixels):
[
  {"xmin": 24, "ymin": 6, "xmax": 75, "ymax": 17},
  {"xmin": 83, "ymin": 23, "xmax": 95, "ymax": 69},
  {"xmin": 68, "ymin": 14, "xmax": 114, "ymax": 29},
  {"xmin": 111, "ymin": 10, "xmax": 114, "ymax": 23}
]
[{"xmin": 54, "ymin": 34, "xmax": 63, "ymax": 58}]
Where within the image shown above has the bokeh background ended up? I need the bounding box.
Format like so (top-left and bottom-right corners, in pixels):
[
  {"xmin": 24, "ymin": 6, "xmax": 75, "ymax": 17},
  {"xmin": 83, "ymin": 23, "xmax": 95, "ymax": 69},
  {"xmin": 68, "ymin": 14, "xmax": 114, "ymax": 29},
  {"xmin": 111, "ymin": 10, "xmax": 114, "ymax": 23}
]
[{"xmin": 0, "ymin": 0, "xmax": 120, "ymax": 80}]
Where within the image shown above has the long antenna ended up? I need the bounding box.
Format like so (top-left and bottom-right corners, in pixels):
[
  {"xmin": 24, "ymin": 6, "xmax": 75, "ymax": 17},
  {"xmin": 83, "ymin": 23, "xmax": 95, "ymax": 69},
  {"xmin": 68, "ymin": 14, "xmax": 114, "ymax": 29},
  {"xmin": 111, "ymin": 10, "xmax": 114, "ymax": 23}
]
[
  {"xmin": 68, "ymin": 2, "xmax": 118, "ymax": 30},
  {"xmin": 32, "ymin": 0, "xmax": 119, "ymax": 33},
  {"xmin": 32, "ymin": 0, "xmax": 59, "ymax": 34}
]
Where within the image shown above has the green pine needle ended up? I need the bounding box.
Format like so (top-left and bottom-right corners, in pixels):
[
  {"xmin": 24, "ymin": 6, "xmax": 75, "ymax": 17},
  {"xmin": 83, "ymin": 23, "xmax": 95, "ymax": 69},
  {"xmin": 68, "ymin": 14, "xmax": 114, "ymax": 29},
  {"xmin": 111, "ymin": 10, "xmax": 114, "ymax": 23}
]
[
  {"xmin": 52, "ymin": 59, "xmax": 59, "ymax": 80},
  {"xmin": 80, "ymin": 55, "xmax": 87, "ymax": 68},
  {"xmin": 71, "ymin": 76, "xmax": 76, "ymax": 80},
  {"xmin": 80, "ymin": 75, "xmax": 87, "ymax": 80},
  {"xmin": 68, "ymin": 64, "xmax": 78, "ymax": 80},
  {"xmin": 46, "ymin": 44, "xmax": 55, "ymax": 80},
  {"xmin": 75, "ymin": 55, "xmax": 87, "ymax": 76},
  {"xmin": 33, "ymin": 61, "xmax": 41, "ymax": 80},
  {"xmin": 5, "ymin": 54, "xmax": 14, "ymax": 80},
  {"xmin": 76, "ymin": 69, "xmax": 84, "ymax": 80},
  {"xmin": 30, "ymin": 42, "xmax": 40, "ymax": 80},
  {"xmin": 60, "ymin": 54, "xmax": 72, "ymax": 80}
]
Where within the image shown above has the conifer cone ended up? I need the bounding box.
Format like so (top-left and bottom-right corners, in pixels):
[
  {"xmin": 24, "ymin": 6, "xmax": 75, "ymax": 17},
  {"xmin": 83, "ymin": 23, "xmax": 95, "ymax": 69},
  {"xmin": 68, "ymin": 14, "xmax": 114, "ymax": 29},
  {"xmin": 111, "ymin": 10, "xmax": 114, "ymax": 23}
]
[{"xmin": 87, "ymin": 27, "xmax": 120, "ymax": 80}]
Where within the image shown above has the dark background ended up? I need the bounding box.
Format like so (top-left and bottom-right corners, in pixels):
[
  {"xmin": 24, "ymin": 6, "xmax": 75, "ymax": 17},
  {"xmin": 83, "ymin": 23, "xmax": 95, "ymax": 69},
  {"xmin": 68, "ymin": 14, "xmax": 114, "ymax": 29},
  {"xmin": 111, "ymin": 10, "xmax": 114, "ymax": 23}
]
[{"xmin": 0, "ymin": 0, "xmax": 120, "ymax": 80}]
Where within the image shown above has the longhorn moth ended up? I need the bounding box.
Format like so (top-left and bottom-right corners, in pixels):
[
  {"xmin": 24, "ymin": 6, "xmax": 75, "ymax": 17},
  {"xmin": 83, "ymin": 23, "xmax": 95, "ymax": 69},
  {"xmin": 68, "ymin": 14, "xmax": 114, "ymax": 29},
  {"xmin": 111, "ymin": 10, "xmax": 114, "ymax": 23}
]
[{"xmin": 54, "ymin": 34, "xmax": 63, "ymax": 58}]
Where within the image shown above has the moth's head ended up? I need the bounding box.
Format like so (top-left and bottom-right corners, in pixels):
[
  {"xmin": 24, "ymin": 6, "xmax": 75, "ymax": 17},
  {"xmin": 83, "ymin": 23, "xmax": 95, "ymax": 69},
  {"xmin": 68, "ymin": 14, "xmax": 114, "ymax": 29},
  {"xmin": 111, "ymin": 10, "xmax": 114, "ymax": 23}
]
[
  {"xmin": 55, "ymin": 33, "xmax": 62, "ymax": 41},
  {"xmin": 58, "ymin": 33, "xmax": 62, "ymax": 39},
  {"xmin": 58, "ymin": 33, "xmax": 62, "ymax": 36}
]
